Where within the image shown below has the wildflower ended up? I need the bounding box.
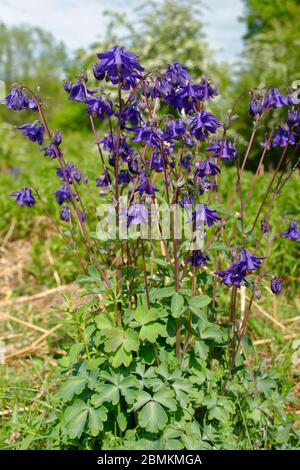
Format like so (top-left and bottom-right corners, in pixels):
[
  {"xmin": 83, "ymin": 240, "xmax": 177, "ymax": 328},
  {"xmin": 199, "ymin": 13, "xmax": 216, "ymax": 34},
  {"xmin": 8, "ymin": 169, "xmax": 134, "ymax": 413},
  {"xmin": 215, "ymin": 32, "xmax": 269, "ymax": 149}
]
[
  {"xmin": 16, "ymin": 120, "xmax": 44, "ymax": 145},
  {"xmin": 239, "ymin": 248, "xmax": 263, "ymax": 271},
  {"xmin": 68, "ymin": 83, "xmax": 88, "ymax": 102},
  {"xmin": 188, "ymin": 111, "xmax": 222, "ymax": 141},
  {"xmin": 206, "ymin": 139, "xmax": 238, "ymax": 161},
  {"xmin": 196, "ymin": 158, "xmax": 220, "ymax": 178},
  {"xmin": 263, "ymin": 88, "xmax": 288, "ymax": 109},
  {"xmin": 56, "ymin": 164, "xmax": 82, "ymax": 184},
  {"xmin": 280, "ymin": 220, "xmax": 300, "ymax": 241},
  {"xmin": 164, "ymin": 62, "xmax": 190, "ymax": 86},
  {"xmin": 120, "ymin": 105, "xmax": 141, "ymax": 128},
  {"xmin": 101, "ymin": 134, "xmax": 134, "ymax": 162},
  {"xmin": 249, "ymin": 97, "xmax": 263, "ymax": 117},
  {"xmin": 43, "ymin": 131, "xmax": 63, "ymax": 159},
  {"xmin": 180, "ymin": 194, "xmax": 193, "ymax": 208},
  {"xmin": 93, "ymin": 46, "xmax": 144, "ymax": 89},
  {"xmin": 85, "ymin": 96, "xmax": 114, "ymax": 120},
  {"xmin": 54, "ymin": 185, "xmax": 71, "ymax": 205},
  {"xmin": 10, "ymin": 187, "xmax": 36, "ymax": 207},
  {"xmin": 197, "ymin": 77, "xmax": 218, "ymax": 101},
  {"xmin": 1, "ymin": 87, "xmax": 30, "ymax": 111},
  {"xmin": 197, "ymin": 179, "xmax": 217, "ymax": 195},
  {"xmin": 127, "ymin": 202, "xmax": 148, "ymax": 225},
  {"xmin": 193, "ymin": 204, "xmax": 221, "ymax": 228},
  {"xmin": 129, "ymin": 123, "xmax": 162, "ymax": 148},
  {"xmin": 187, "ymin": 250, "xmax": 210, "ymax": 267},
  {"xmin": 180, "ymin": 153, "xmax": 194, "ymax": 172},
  {"xmin": 271, "ymin": 276, "xmax": 283, "ymax": 294},
  {"xmin": 260, "ymin": 219, "xmax": 270, "ymax": 233},
  {"xmin": 272, "ymin": 124, "xmax": 296, "ymax": 147},
  {"xmin": 149, "ymin": 152, "xmax": 164, "ymax": 172},
  {"xmin": 135, "ymin": 174, "xmax": 158, "ymax": 196},
  {"xmin": 96, "ymin": 172, "xmax": 111, "ymax": 188},
  {"xmin": 288, "ymin": 109, "xmax": 300, "ymax": 127},
  {"xmin": 151, "ymin": 76, "xmax": 173, "ymax": 98},
  {"xmin": 163, "ymin": 119, "xmax": 186, "ymax": 140},
  {"xmin": 215, "ymin": 261, "xmax": 247, "ymax": 287},
  {"xmin": 60, "ymin": 205, "xmax": 71, "ymax": 221},
  {"xmin": 118, "ymin": 169, "xmax": 132, "ymax": 184},
  {"xmin": 128, "ymin": 156, "xmax": 139, "ymax": 175}
]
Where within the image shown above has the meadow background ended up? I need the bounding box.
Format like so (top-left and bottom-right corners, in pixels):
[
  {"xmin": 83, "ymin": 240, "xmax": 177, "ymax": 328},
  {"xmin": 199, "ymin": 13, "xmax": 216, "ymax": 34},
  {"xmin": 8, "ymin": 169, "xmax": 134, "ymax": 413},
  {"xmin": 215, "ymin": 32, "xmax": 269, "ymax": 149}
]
[{"xmin": 0, "ymin": 0, "xmax": 299, "ymax": 448}]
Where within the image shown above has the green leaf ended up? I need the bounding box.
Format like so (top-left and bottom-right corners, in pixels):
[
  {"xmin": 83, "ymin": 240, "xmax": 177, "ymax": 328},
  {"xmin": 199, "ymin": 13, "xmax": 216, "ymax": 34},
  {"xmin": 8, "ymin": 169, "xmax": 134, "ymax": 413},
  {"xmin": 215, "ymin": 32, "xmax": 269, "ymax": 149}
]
[
  {"xmin": 150, "ymin": 286, "xmax": 175, "ymax": 301},
  {"xmin": 200, "ymin": 323, "xmax": 224, "ymax": 342},
  {"xmin": 140, "ymin": 323, "xmax": 166, "ymax": 342},
  {"xmin": 117, "ymin": 412, "xmax": 127, "ymax": 432},
  {"xmin": 95, "ymin": 314, "xmax": 113, "ymax": 331},
  {"xmin": 110, "ymin": 347, "xmax": 132, "ymax": 368},
  {"xmin": 123, "ymin": 329, "xmax": 140, "ymax": 353},
  {"xmin": 63, "ymin": 399, "xmax": 108, "ymax": 439},
  {"xmin": 91, "ymin": 384, "xmax": 120, "ymax": 406},
  {"xmin": 104, "ymin": 328, "xmax": 124, "ymax": 352},
  {"xmin": 59, "ymin": 376, "xmax": 87, "ymax": 402},
  {"xmin": 188, "ymin": 295, "xmax": 211, "ymax": 314},
  {"xmin": 171, "ymin": 293, "xmax": 184, "ymax": 318},
  {"xmin": 138, "ymin": 401, "xmax": 168, "ymax": 433},
  {"xmin": 153, "ymin": 388, "xmax": 177, "ymax": 411}
]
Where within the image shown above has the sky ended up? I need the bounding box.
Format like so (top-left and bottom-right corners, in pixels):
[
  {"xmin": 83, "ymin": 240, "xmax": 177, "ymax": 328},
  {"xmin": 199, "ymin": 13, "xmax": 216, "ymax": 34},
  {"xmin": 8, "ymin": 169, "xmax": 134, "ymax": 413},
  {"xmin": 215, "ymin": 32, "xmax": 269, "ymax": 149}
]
[{"xmin": 0, "ymin": 0, "xmax": 246, "ymax": 63}]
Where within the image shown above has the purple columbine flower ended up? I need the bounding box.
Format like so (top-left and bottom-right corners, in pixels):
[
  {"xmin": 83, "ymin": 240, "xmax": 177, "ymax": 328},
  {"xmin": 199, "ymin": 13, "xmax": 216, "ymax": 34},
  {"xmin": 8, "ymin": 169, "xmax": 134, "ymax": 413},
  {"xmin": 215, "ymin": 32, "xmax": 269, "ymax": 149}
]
[
  {"xmin": 187, "ymin": 250, "xmax": 210, "ymax": 267},
  {"xmin": 93, "ymin": 46, "xmax": 144, "ymax": 90},
  {"xmin": 127, "ymin": 202, "xmax": 148, "ymax": 226},
  {"xmin": 43, "ymin": 131, "xmax": 63, "ymax": 159},
  {"xmin": 261, "ymin": 219, "xmax": 270, "ymax": 233},
  {"xmin": 151, "ymin": 76, "xmax": 173, "ymax": 98},
  {"xmin": 197, "ymin": 77, "xmax": 218, "ymax": 101},
  {"xmin": 118, "ymin": 169, "xmax": 132, "ymax": 184},
  {"xmin": 164, "ymin": 62, "xmax": 190, "ymax": 86},
  {"xmin": 239, "ymin": 248, "xmax": 264, "ymax": 271},
  {"xmin": 280, "ymin": 220, "xmax": 300, "ymax": 241},
  {"xmin": 197, "ymin": 179, "xmax": 217, "ymax": 195},
  {"xmin": 120, "ymin": 105, "xmax": 141, "ymax": 128},
  {"xmin": 1, "ymin": 87, "xmax": 30, "ymax": 111},
  {"xmin": 135, "ymin": 175, "xmax": 158, "ymax": 196},
  {"xmin": 206, "ymin": 139, "xmax": 238, "ymax": 161},
  {"xmin": 193, "ymin": 204, "xmax": 221, "ymax": 228},
  {"xmin": 163, "ymin": 119, "xmax": 186, "ymax": 140},
  {"xmin": 96, "ymin": 172, "xmax": 111, "ymax": 188},
  {"xmin": 10, "ymin": 187, "xmax": 36, "ymax": 207},
  {"xmin": 149, "ymin": 152, "xmax": 164, "ymax": 172},
  {"xmin": 56, "ymin": 163, "xmax": 82, "ymax": 184},
  {"xmin": 60, "ymin": 204, "xmax": 71, "ymax": 222},
  {"xmin": 187, "ymin": 110, "xmax": 222, "ymax": 141},
  {"xmin": 16, "ymin": 120, "xmax": 44, "ymax": 146},
  {"xmin": 129, "ymin": 123, "xmax": 162, "ymax": 148},
  {"xmin": 196, "ymin": 158, "xmax": 220, "ymax": 178},
  {"xmin": 180, "ymin": 194, "xmax": 193, "ymax": 208},
  {"xmin": 128, "ymin": 156, "xmax": 139, "ymax": 175},
  {"xmin": 85, "ymin": 96, "xmax": 114, "ymax": 120},
  {"xmin": 101, "ymin": 134, "xmax": 134, "ymax": 162},
  {"xmin": 263, "ymin": 88, "xmax": 288, "ymax": 109},
  {"xmin": 249, "ymin": 97, "xmax": 263, "ymax": 117},
  {"xmin": 180, "ymin": 153, "xmax": 194, "ymax": 172},
  {"xmin": 215, "ymin": 261, "xmax": 247, "ymax": 287},
  {"xmin": 271, "ymin": 276, "xmax": 283, "ymax": 294},
  {"xmin": 272, "ymin": 124, "xmax": 296, "ymax": 147},
  {"xmin": 288, "ymin": 110, "xmax": 300, "ymax": 126},
  {"xmin": 68, "ymin": 82, "xmax": 88, "ymax": 102},
  {"xmin": 54, "ymin": 185, "xmax": 71, "ymax": 205}
]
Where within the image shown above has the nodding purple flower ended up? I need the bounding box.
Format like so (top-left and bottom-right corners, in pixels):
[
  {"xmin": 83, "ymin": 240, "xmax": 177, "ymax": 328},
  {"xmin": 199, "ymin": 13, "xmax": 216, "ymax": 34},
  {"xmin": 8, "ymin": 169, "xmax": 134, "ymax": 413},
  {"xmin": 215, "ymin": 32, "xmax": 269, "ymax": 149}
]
[
  {"xmin": 198, "ymin": 179, "xmax": 217, "ymax": 195},
  {"xmin": 96, "ymin": 172, "xmax": 111, "ymax": 188},
  {"xmin": 80, "ymin": 212, "xmax": 86, "ymax": 222},
  {"xmin": 187, "ymin": 110, "xmax": 222, "ymax": 141},
  {"xmin": 180, "ymin": 194, "xmax": 193, "ymax": 208},
  {"xmin": 287, "ymin": 91, "xmax": 299, "ymax": 106},
  {"xmin": 149, "ymin": 152, "xmax": 164, "ymax": 172},
  {"xmin": 118, "ymin": 169, "xmax": 132, "ymax": 184},
  {"xmin": 271, "ymin": 276, "xmax": 283, "ymax": 295},
  {"xmin": 239, "ymin": 248, "xmax": 264, "ymax": 271},
  {"xmin": 261, "ymin": 219, "xmax": 270, "ymax": 233},
  {"xmin": 120, "ymin": 105, "xmax": 141, "ymax": 128},
  {"xmin": 206, "ymin": 139, "xmax": 238, "ymax": 161},
  {"xmin": 54, "ymin": 185, "xmax": 71, "ymax": 205},
  {"xmin": 197, "ymin": 77, "xmax": 218, "ymax": 101},
  {"xmin": 272, "ymin": 124, "xmax": 296, "ymax": 147},
  {"xmin": 163, "ymin": 119, "xmax": 186, "ymax": 140},
  {"xmin": 128, "ymin": 156, "xmax": 139, "ymax": 175},
  {"xmin": 280, "ymin": 220, "xmax": 300, "ymax": 241},
  {"xmin": 177, "ymin": 83, "xmax": 203, "ymax": 113},
  {"xmin": 135, "ymin": 175, "xmax": 158, "ymax": 196},
  {"xmin": 151, "ymin": 76, "xmax": 173, "ymax": 98},
  {"xmin": 10, "ymin": 187, "xmax": 36, "ymax": 207},
  {"xmin": 180, "ymin": 153, "xmax": 194, "ymax": 172},
  {"xmin": 85, "ymin": 96, "xmax": 113, "ymax": 120},
  {"xmin": 68, "ymin": 82, "xmax": 88, "ymax": 102},
  {"xmin": 1, "ymin": 87, "xmax": 31, "ymax": 111},
  {"xmin": 101, "ymin": 134, "xmax": 134, "ymax": 162},
  {"xmin": 263, "ymin": 88, "xmax": 288, "ymax": 109},
  {"xmin": 187, "ymin": 250, "xmax": 210, "ymax": 267},
  {"xmin": 60, "ymin": 204, "xmax": 71, "ymax": 222},
  {"xmin": 249, "ymin": 97, "xmax": 263, "ymax": 117},
  {"xmin": 193, "ymin": 204, "xmax": 221, "ymax": 228},
  {"xmin": 215, "ymin": 261, "xmax": 247, "ymax": 287},
  {"xmin": 288, "ymin": 109, "xmax": 300, "ymax": 126},
  {"xmin": 93, "ymin": 46, "xmax": 144, "ymax": 90},
  {"xmin": 43, "ymin": 131, "xmax": 63, "ymax": 159},
  {"xmin": 164, "ymin": 62, "xmax": 190, "ymax": 87},
  {"xmin": 127, "ymin": 202, "xmax": 148, "ymax": 226},
  {"xmin": 16, "ymin": 120, "xmax": 44, "ymax": 146},
  {"xmin": 63, "ymin": 80, "xmax": 72, "ymax": 92},
  {"xmin": 129, "ymin": 123, "xmax": 162, "ymax": 148},
  {"xmin": 56, "ymin": 163, "xmax": 82, "ymax": 184},
  {"xmin": 196, "ymin": 158, "xmax": 220, "ymax": 178}
]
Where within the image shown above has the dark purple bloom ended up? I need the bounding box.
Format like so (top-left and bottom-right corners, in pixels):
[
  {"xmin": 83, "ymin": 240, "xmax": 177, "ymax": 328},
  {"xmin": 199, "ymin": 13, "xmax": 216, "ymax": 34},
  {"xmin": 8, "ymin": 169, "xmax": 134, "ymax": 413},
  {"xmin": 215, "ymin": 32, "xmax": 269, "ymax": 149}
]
[
  {"xmin": 16, "ymin": 120, "xmax": 44, "ymax": 145},
  {"xmin": 149, "ymin": 152, "xmax": 164, "ymax": 172},
  {"xmin": 120, "ymin": 105, "xmax": 141, "ymax": 128},
  {"xmin": 272, "ymin": 124, "xmax": 296, "ymax": 147},
  {"xmin": 93, "ymin": 46, "xmax": 144, "ymax": 90},
  {"xmin": 288, "ymin": 110, "xmax": 300, "ymax": 127},
  {"xmin": 180, "ymin": 194, "xmax": 193, "ymax": 208},
  {"xmin": 1, "ymin": 87, "xmax": 31, "ymax": 111},
  {"xmin": 280, "ymin": 220, "xmax": 300, "ymax": 241},
  {"xmin": 193, "ymin": 204, "xmax": 221, "ymax": 228},
  {"xmin": 56, "ymin": 163, "xmax": 82, "ymax": 184},
  {"xmin": 10, "ymin": 187, "xmax": 36, "ymax": 207},
  {"xmin": 187, "ymin": 250, "xmax": 210, "ymax": 267},
  {"xmin": 164, "ymin": 62, "xmax": 190, "ymax": 87},
  {"xmin": 271, "ymin": 276, "xmax": 283, "ymax": 294},
  {"xmin": 180, "ymin": 153, "xmax": 194, "ymax": 172},
  {"xmin": 60, "ymin": 204, "xmax": 71, "ymax": 222},
  {"xmin": 239, "ymin": 248, "xmax": 263, "ymax": 271},
  {"xmin": 85, "ymin": 96, "xmax": 113, "ymax": 120},
  {"xmin": 249, "ymin": 97, "xmax": 263, "ymax": 117},
  {"xmin": 197, "ymin": 77, "xmax": 218, "ymax": 101},
  {"xmin": 129, "ymin": 123, "xmax": 162, "ymax": 148},
  {"xmin": 63, "ymin": 80, "xmax": 72, "ymax": 92},
  {"xmin": 151, "ymin": 76, "xmax": 173, "ymax": 98},
  {"xmin": 68, "ymin": 83, "xmax": 88, "ymax": 102},
  {"xmin": 215, "ymin": 261, "xmax": 247, "ymax": 287},
  {"xmin": 197, "ymin": 179, "xmax": 217, "ymax": 195},
  {"xmin": 263, "ymin": 88, "xmax": 288, "ymax": 109},
  {"xmin": 196, "ymin": 158, "xmax": 220, "ymax": 178},
  {"xmin": 287, "ymin": 91, "xmax": 299, "ymax": 106},
  {"xmin": 127, "ymin": 202, "xmax": 148, "ymax": 226},
  {"xmin": 261, "ymin": 219, "xmax": 270, "ymax": 233},
  {"xmin": 128, "ymin": 156, "xmax": 139, "ymax": 175},
  {"xmin": 206, "ymin": 139, "xmax": 238, "ymax": 161},
  {"xmin": 54, "ymin": 185, "xmax": 71, "ymax": 205},
  {"xmin": 101, "ymin": 134, "xmax": 134, "ymax": 162},
  {"xmin": 163, "ymin": 119, "xmax": 186, "ymax": 140},
  {"xmin": 135, "ymin": 174, "xmax": 158, "ymax": 196},
  {"xmin": 188, "ymin": 111, "xmax": 222, "ymax": 141},
  {"xmin": 96, "ymin": 172, "xmax": 111, "ymax": 188},
  {"xmin": 118, "ymin": 169, "xmax": 132, "ymax": 184}
]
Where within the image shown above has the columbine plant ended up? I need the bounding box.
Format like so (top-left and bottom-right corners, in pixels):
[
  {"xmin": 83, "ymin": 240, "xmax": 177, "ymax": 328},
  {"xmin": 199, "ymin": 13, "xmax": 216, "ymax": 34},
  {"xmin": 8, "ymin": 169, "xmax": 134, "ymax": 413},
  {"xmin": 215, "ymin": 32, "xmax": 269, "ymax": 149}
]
[{"xmin": 2, "ymin": 46, "xmax": 299, "ymax": 449}]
